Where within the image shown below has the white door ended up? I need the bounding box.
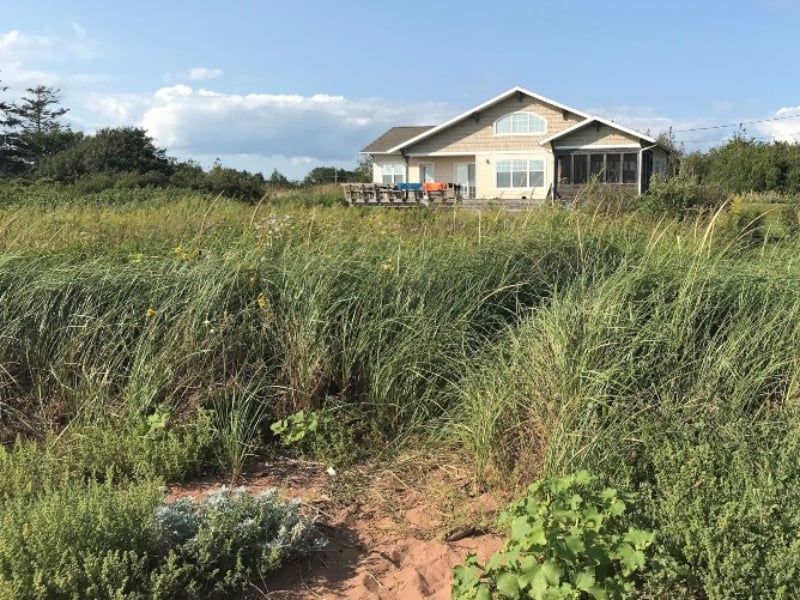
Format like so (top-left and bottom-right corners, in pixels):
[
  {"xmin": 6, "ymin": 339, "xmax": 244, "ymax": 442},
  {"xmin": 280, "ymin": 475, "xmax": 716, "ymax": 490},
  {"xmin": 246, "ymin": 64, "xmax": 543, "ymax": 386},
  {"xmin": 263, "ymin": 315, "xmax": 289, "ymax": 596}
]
[
  {"xmin": 419, "ymin": 163, "xmax": 435, "ymax": 183},
  {"xmin": 454, "ymin": 163, "xmax": 476, "ymax": 199}
]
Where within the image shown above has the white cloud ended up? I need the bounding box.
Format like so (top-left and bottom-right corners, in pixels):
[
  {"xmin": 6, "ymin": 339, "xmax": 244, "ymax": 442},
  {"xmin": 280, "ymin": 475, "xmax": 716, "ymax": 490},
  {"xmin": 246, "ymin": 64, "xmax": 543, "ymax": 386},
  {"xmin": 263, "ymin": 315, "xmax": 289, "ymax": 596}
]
[
  {"xmin": 83, "ymin": 85, "xmax": 454, "ymax": 164},
  {"xmin": 587, "ymin": 105, "xmax": 760, "ymax": 150},
  {"xmin": 0, "ymin": 30, "xmax": 55, "ymax": 60},
  {"xmin": 759, "ymin": 106, "xmax": 800, "ymax": 142},
  {"xmin": 188, "ymin": 67, "xmax": 223, "ymax": 81},
  {"xmin": 0, "ymin": 61, "xmax": 58, "ymax": 88},
  {"xmin": 65, "ymin": 22, "xmax": 106, "ymax": 60},
  {"xmin": 79, "ymin": 92, "xmax": 152, "ymax": 129},
  {"xmin": 0, "ymin": 25, "xmax": 107, "ymax": 94}
]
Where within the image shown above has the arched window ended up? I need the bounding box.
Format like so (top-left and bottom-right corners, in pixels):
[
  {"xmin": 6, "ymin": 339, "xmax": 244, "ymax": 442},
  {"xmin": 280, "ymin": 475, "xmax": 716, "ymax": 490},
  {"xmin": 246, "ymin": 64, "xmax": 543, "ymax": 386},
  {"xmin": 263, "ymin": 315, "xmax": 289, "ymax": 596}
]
[{"xmin": 494, "ymin": 112, "xmax": 547, "ymax": 135}]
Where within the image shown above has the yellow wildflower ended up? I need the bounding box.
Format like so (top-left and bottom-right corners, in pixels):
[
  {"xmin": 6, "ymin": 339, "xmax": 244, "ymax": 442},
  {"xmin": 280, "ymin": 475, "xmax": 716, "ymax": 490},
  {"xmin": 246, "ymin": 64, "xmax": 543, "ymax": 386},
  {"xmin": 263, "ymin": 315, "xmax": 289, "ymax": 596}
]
[
  {"xmin": 181, "ymin": 252, "xmax": 190, "ymax": 261},
  {"xmin": 380, "ymin": 260, "xmax": 393, "ymax": 272},
  {"xmin": 145, "ymin": 307, "xmax": 156, "ymax": 318},
  {"xmin": 173, "ymin": 245, "xmax": 183, "ymax": 255},
  {"xmin": 257, "ymin": 292, "xmax": 267, "ymax": 309},
  {"xmin": 730, "ymin": 194, "xmax": 744, "ymax": 215},
  {"xmin": 131, "ymin": 253, "xmax": 145, "ymax": 262}
]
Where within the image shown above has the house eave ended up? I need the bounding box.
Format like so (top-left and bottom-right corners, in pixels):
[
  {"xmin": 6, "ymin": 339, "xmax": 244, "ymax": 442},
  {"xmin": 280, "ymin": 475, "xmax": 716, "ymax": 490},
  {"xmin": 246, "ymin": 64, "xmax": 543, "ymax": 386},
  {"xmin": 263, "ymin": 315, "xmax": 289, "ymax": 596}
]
[
  {"xmin": 539, "ymin": 117, "xmax": 656, "ymax": 147},
  {"xmin": 386, "ymin": 86, "xmax": 594, "ymax": 154}
]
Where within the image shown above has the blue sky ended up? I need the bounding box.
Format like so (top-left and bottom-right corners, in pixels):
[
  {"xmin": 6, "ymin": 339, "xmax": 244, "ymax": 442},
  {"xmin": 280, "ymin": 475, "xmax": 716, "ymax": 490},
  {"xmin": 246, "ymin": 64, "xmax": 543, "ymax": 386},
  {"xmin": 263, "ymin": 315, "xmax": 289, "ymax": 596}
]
[{"xmin": 3, "ymin": 0, "xmax": 800, "ymax": 178}]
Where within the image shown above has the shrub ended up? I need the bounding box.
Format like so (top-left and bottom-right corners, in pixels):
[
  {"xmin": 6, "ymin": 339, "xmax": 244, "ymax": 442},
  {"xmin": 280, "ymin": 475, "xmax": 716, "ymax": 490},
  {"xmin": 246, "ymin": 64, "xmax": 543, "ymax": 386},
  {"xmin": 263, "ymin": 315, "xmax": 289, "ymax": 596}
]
[
  {"xmin": 0, "ymin": 479, "xmax": 162, "ymax": 599},
  {"xmin": 573, "ymin": 177, "xmax": 640, "ymax": 217},
  {"xmin": 642, "ymin": 176, "xmax": 728, "ymax": 218},
  {"xmin": 68, "ymin": 409, "xmax": 215, "ymax": 483},
  {"xmin": 0, "ymin": 482, "xmax": 324, "ymax": 599},
  {"xmin": 636, "ymin": 421, "xmax": 800, "ymax": 598},
  {"xmin": 453, "ymin": 471, "xmax": 656, "ymax": 599},
  {"xmin": 150, "ymin": 487, "xmax": 326, "ymax": 599}
]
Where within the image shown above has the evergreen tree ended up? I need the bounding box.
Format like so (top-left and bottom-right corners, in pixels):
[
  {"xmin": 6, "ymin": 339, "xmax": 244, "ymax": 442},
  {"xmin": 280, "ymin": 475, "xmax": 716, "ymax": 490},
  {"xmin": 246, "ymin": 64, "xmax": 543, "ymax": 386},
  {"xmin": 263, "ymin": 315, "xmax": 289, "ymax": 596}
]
[
  {"xmin": 0, "ymin": 79, "xmax": 23, "ymax": 176},
  {"xmin": 14, "ymin": 86, "xmax": 69, "ymax": 135},
  {"xmin": 12, "ymin": 86, "xmax": 76, "ymax": 170}
]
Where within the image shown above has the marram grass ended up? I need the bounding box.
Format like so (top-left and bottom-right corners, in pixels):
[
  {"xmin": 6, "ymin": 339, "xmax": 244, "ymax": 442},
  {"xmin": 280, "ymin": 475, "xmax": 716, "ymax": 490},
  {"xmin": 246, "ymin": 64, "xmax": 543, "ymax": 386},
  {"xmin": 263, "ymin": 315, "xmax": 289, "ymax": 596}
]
[{"xmin": 2, "ymin": 191, "xmax": 800, "ymax": 597}]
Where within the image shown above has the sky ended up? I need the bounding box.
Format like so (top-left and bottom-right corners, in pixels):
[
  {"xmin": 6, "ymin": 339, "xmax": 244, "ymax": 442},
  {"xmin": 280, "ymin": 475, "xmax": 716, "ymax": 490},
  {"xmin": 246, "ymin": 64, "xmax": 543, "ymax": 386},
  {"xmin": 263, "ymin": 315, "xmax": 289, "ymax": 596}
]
[{"xmin": 2, "ymin": 0, "xmax": 800, "ymax": 179}]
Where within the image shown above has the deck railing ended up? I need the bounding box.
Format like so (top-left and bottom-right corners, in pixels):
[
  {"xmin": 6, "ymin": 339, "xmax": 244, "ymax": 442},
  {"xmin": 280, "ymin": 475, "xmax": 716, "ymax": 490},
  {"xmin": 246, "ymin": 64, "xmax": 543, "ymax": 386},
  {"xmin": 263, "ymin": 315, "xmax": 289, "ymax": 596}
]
[{"xmin": 341, "ymin": 183, "xmax": 461, "ymax": 207}]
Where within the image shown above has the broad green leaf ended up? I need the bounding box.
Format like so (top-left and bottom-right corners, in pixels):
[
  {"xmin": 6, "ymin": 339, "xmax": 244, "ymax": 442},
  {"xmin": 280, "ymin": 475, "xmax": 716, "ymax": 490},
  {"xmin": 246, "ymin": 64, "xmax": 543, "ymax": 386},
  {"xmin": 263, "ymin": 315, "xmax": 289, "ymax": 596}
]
[
  {"xmin": 616, "ymin": 543, "xmax": 646, "ymax": 574},
  {"xmin": 529, "ymin": 566, "xmax": 549, "ymax": 600},
  {"xmin": 574, "ymin": 568, "xmax": 595, "ymax": 591},
  {"xmin": 528, "ymin": 560, "xmax": 563, "ymax": 600},
  {"xmin": 475, "ymin": 586, "xmax": 491, "ymax": 600},
  {"xmin": 551, "ymin": 508, "xmax": 578, "ymax": 523},
  {"xmin": 564, "ymin": 534, "xmax": 586, "ymax": 555},
  {"xmin": 624, "ymin": 527, "xmax": 655, "ymax": 549},
  {"xmin": 599, "ymin": 487, "xmax": 617, "ymax": 501},
  {"xmin": 516, "ymin": 562, "xmax": 540, "ymax": 589},
  {"xmin": 519, "ymin": 555, "xmax": 538, "ymax": 572},
  {"xmin": 607, "ymin": 498, "xmax": 626, "ymax": 517},
  {"xmin": 511, "ymin": 516, "xmax": 533, "ymax": 540},
  {"xmin": 486, "ymin": 552, "xmax": 503, "ymax": 570},
  {"xmin": 586, "ymin": 585, "xmax": 609, "ymax": 600},
  {"xmin": 541, "ymin": 560, "xmax": 563, "ymax": 584},
  {"xmin": 496, "ymin": 572, "xmax": 520, "ymax": 598}
]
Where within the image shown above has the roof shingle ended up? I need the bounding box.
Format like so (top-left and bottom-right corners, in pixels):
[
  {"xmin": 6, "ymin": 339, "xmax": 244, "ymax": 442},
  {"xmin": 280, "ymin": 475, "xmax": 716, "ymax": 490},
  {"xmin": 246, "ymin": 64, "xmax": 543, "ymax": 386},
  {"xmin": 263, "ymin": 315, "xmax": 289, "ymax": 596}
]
[{"xmin": 361, "ymin": 126, "xmax": 435, "ymax": 153}]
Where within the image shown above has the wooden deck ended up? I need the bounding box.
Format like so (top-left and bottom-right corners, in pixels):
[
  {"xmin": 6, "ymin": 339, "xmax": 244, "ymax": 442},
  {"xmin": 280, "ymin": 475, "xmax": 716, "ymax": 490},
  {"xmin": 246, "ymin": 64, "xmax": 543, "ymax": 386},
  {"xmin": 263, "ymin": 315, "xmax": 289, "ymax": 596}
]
[{"xmin": 341, "ymin": 183, "xmax": 460, "ymax": 207}]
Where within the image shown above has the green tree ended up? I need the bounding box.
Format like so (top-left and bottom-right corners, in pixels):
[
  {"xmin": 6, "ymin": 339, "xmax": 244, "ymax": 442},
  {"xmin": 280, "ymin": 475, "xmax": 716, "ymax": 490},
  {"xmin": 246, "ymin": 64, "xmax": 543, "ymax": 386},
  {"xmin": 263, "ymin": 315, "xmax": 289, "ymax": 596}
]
[
  {"xmin": 169, "ymin": 159, "xmax": 206, "ymax": 189},
  {"xmin": 13, "ymin": 86, "xmax": 76, "ymax": 171},
  {"xmin": 37, "ymin": 127, "xmax": 172, "ymax": 182},
  {"xmin": 655, "ymin": 127, "xmax": 683, "ymax": 176},
  {"xmin": 0, "ymin": 78, "xmax": 23, "ymax": 176},
  {"xmin": 204, "ymin": 159, "xmax": 266, "ymax": 200},
  {"xmin": 354, "ymin": 156, "xmax": 372, "ymax": 182},
  {"xmin": 302, "ymin": 166, "xmax": 361, "ymax": 186},
  {"xmin": 14, "ymin": 86, "xmax": 68, "ymax": 136},
  {"xmin": 268, "ymin": 168, "xmax": 290, "ymax": 187}
]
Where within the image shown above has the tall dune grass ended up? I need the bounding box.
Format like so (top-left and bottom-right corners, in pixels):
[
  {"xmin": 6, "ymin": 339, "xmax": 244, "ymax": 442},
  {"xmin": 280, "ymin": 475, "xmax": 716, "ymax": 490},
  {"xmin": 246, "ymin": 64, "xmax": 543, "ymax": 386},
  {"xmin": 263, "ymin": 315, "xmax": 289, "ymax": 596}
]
[
  {"xmin": 2, "ymin": 191, "xmax": 800, "ymax": 596},
  {"xmin": 458, "ymin": 230, "xmax": 800, "ymax": 597}
]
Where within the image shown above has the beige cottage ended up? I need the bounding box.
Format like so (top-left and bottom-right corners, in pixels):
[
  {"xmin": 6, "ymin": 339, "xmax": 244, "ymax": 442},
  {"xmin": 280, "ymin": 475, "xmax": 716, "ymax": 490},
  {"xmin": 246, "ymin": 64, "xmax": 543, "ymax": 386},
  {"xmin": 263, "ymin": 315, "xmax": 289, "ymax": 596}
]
[{"xmin": 361, "ymin": 87, "xmax": 670, "ymax": 202}]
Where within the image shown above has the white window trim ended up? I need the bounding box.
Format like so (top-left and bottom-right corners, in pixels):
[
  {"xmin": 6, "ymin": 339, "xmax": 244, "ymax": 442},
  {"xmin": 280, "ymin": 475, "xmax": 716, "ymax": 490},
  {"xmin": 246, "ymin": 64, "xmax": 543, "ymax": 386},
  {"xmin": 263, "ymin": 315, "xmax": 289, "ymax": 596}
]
[
  {"xmin": 493, "ymin": 111, "xmax": 548, "ymax": 136},
  {"xmin": 495, "ymin": 159, "xmax": 546, "ymax": 189},
  {"xmin": 381, "ymin": 163, "xmax": 405, "ymax": 185}
]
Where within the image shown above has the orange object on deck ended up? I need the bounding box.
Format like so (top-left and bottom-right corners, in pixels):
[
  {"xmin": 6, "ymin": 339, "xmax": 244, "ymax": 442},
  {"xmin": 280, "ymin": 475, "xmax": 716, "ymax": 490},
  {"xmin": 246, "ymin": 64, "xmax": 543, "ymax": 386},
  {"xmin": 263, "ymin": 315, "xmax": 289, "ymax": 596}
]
[{"xmin": 423, "ymin": 182, "xmax": 448, "ymax": 192}]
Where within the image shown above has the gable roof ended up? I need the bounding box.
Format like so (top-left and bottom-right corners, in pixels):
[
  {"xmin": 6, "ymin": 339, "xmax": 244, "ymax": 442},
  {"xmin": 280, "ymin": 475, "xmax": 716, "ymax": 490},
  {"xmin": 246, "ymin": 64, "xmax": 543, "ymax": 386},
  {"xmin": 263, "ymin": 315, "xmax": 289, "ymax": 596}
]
[
  {"xmin": 383, "ymin": 86, "xmax": 593, "ymax": 154},
  {"xmin": 538, "ymin": 116, "xmax": 656, "ymax": 146},
  {"xmin": 361, "ymin": 126, "xmax": 435, "ymax": 153}
]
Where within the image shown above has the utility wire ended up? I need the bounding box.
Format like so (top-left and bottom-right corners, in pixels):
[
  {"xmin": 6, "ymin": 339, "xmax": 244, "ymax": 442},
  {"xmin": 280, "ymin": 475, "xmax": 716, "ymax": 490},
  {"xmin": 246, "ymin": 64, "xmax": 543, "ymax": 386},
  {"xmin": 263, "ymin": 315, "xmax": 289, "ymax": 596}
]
[
  {"xmin": 674, "ymin": 113, "xmax": 800, "ymax": 133},
  {"xmin": 679, "ymin": 131, "xmax": 800, "ymax": 145}
]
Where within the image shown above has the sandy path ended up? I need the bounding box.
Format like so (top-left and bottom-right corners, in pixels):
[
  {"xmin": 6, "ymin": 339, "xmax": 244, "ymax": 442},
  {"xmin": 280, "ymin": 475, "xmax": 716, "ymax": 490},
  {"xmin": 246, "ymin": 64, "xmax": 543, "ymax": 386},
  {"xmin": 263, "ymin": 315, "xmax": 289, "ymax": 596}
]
[{"xmin": 167, "ymin": 457, "xmax": 505, "ymax": 599}]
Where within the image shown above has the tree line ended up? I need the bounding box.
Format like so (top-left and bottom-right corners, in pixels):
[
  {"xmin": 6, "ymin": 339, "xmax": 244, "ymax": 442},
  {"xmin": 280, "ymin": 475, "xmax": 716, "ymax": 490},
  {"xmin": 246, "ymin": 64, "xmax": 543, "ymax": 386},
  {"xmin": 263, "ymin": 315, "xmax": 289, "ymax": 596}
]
[
  {"xmin": 7, "ymin": 82, "xmax": 798, "ymax": 201},
  {"xmin": 681, "ymin": 133, "xmax": 800, "ymax": 194},
  {"xmin": 0, "ymin": 82, "xmax": 370, "ymax": 201}
]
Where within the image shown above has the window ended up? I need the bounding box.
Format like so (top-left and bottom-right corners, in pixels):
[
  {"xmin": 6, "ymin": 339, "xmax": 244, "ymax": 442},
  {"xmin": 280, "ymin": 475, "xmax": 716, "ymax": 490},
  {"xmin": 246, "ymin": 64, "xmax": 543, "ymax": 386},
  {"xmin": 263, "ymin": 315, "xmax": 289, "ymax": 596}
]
[
  {"xmin": 496, "ymin": 159, "xmax": 545, "ymax": 189},
  {"xmin": 381, "ymin": 163, "xmax": 405, "ymax": 185},
  {"xmin": 557, "ymin": 155, "xmax": 571, "ymax": 184},
  {"xmin": 573, "ymin": 155, "xmax": 588, "ymax": 184},
  {"xmin": 606, "ymin": 154, "xmax": 621, "ymax": 183},
  {"xmin": 590, "ymin": 154, "xmax": 605, "ymax": 178},
  {"xmin": 494, "ymin": 112, "xmax": 547, "ymax": 135},
  {"xmin": 622, "ymin": 153, "xmax": 637, "ymax": 184},
  {"xmin": 555, "ymin": 152, "xmax": 637, "ymax": 185}
]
